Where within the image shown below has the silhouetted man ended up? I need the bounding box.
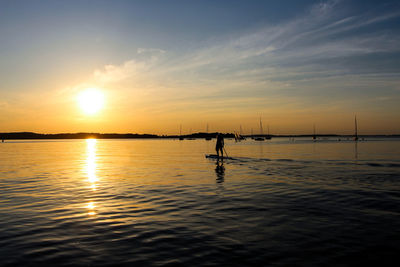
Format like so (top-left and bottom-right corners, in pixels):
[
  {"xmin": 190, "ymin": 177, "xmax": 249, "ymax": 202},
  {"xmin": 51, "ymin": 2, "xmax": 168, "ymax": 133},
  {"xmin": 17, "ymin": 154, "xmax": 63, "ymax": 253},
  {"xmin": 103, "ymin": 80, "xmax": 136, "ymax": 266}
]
[{"xmin": 215, "ymin": 133, "xmax": 224, "ymax": 160}]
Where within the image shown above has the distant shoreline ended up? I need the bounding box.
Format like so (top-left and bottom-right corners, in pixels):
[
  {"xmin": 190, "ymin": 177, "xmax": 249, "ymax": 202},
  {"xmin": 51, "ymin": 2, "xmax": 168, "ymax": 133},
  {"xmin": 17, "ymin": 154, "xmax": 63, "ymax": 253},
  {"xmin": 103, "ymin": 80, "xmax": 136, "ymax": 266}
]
[{"xmin": 0, "ymin": 132, "xmax": 399, "ymax": 140}]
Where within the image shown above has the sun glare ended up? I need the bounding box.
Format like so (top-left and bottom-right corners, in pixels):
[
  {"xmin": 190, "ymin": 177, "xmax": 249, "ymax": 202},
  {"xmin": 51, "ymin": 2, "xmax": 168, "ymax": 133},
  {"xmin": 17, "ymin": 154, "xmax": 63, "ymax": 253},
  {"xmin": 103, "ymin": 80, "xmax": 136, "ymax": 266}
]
[{"xmin": 78, "ymin": 88, "xmax": 105, "ymax": 115}]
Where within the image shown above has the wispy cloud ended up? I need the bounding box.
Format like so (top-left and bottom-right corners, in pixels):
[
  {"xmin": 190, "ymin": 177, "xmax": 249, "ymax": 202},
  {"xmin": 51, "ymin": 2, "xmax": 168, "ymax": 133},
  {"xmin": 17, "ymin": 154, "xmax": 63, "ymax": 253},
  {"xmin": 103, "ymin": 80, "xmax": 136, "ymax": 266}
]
[
  {"xmin": 75, "ymin": 0, "xmax": 400, "ymax": 119},
  {"xmin": 90, "ymin": 48, "xmax": 166, "ymax": 84},
  {"xmin": 93, "ymin": 60, "xmax": 147, "ymax": 83}
]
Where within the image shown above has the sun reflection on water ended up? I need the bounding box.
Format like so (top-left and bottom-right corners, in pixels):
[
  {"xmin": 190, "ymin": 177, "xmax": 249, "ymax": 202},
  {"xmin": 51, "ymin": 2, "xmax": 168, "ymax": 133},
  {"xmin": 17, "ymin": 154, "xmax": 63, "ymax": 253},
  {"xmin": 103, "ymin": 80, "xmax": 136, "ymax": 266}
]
[
  {"xmin": 86, "ymin": 139, "xmax": 98, "ymax": 190},
  {"xmin": 86, "ymin": 201, "xmax": 96, "ymax": 216}
]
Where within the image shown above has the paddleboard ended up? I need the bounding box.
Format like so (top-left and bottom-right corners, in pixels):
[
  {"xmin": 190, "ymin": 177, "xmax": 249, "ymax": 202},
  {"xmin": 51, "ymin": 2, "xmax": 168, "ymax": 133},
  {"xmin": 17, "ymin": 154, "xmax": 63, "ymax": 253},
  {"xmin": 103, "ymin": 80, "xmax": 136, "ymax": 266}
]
[{"xmin": 205, "ymin": 154, "xmax": 233, "ymax": 160}]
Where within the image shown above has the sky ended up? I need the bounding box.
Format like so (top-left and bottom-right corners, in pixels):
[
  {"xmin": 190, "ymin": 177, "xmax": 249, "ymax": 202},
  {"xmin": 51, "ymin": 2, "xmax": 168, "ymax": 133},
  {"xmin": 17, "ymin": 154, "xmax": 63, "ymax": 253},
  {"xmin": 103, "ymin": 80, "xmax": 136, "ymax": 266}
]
[{"xmin": 0, "ymin": 0, "xmax": 399, "ymax": 135}]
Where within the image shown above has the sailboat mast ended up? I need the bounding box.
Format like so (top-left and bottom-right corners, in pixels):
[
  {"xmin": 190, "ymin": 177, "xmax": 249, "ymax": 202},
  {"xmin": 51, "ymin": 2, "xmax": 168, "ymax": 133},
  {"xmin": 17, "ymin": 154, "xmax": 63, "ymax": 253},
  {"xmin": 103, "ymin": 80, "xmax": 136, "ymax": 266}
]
[
  {"xmin": 313, "ymin": 124, "xmax": 316, "ymax": 140},
  {"xmin": 259, "ymin": 118, "xmax": 263, "ymax": 135},
  {"xmin": 354, "ymin": 115, "xmax": 358, "ymax": 140}
]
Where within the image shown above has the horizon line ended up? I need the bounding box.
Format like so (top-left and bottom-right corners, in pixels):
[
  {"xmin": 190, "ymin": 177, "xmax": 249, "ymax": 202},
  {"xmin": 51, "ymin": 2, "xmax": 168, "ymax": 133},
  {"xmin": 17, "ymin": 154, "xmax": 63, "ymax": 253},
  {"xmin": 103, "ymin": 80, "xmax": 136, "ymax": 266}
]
[{"xmin": 1, "ymin": 131, "xmax": 399, "ymax": 139}]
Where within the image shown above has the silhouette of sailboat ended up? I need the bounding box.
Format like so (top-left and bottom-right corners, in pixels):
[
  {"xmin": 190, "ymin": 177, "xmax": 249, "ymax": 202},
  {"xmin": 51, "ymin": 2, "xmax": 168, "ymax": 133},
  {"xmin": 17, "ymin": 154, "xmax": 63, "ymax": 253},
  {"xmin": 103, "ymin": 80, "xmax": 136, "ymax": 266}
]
[
  {"xmin": 354, "ymin": 116, "xmax": 358, "ymax": 141},
  {"xmin": 312, "ymin": 124, "xmax": 316, "ymax": 141},
  {"xmin": 179, "ymin": 124, "xmax": 184, "ymax": 140},
  {"xmin": 205, "ymin": 123, "xmax": 212, "ymax": 140},
  {"xmin": 235, "ymin": 125, "xmax": 246, "ymax": 142},
  {"xmin": 265, "ymin": 124, "xmax": 271, "ymax": 140},
  {"xmin": 255, "ymin": 118, "xmax": 265, "ymax": 141}
]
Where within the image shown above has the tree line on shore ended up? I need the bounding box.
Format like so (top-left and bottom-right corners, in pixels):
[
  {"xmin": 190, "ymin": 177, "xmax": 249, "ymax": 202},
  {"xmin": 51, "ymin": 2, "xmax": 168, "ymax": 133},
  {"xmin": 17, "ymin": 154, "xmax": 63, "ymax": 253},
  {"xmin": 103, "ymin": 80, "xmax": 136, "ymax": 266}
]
[{"xmin": 0, "ymin": 132, "xmax": 398, "ymax": 140}]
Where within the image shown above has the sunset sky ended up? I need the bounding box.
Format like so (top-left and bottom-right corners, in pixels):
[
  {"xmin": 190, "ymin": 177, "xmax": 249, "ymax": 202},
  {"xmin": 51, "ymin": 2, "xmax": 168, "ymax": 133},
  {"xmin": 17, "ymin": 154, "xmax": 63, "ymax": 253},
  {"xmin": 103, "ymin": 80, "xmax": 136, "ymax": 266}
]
[{"xmin": 0, "ymin": 0, "xmax": 399, "ymax": 135}]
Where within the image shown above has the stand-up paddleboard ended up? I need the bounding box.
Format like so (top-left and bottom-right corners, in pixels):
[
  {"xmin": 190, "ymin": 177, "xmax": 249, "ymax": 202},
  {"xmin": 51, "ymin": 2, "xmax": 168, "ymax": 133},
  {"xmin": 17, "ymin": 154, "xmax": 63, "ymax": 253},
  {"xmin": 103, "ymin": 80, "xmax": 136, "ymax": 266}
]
[{"xmin": 205, "ymin": 154, "xmax": 233, "ymax": 160}]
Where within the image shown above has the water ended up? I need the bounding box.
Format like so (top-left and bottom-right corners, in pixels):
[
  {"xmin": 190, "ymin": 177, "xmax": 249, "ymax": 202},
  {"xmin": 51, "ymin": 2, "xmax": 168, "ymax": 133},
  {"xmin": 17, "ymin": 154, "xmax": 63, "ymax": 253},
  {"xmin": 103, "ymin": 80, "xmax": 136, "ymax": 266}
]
[{"xmin": 0, "ymin": 138, "xmax": 399, "ymax": 266}]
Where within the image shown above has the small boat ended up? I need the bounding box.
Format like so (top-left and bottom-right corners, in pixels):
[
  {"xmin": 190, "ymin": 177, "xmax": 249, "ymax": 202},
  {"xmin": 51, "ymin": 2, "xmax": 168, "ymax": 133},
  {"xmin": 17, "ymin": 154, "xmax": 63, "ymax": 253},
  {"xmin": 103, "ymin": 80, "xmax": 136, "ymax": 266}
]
[
  {"xmin": 265, "ymin": 125, "xmax": 271, "ymax": 140},
  {"xmin": 238, "ymin": 125, "xmax": 246, "ymax": 141},
  {"xmin": 234, "ymin": 132, "xmax": 246, "ymax": 142},
  {"xmin": 255, "ymin": 117, "xmax": 265, "ymax": 141}
]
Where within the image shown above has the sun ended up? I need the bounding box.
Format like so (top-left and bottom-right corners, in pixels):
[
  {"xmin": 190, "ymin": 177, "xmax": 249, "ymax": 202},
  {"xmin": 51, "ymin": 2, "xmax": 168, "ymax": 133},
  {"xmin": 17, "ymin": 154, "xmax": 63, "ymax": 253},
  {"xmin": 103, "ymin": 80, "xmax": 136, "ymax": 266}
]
[{"xmin": 78, "ymin": 88, "xmax": 105, "ymax": 115}]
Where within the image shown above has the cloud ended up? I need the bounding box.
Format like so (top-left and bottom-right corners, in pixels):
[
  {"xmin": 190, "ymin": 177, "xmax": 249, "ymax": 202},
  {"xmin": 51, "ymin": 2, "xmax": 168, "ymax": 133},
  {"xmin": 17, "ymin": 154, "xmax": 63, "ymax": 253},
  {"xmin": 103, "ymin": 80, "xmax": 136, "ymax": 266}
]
[
  {"xmin": 91, "ymin": 48, "xmax": 166, "ymax": 84},
  {"xmin": 93, "ymin": 60, "xmax": 146, "ymax": 83},
  {"xmin": 89, "ymin": 1, "xmax": 400, "ymax": 85},
  {"xmin": 76, "ymin": 0, "xmax": 400, "ymax": 114},
  {"xmin": 137, "ymin": 48, "xmax": 165, "ymax": 56},
  {"xmin": 311, "ymin": 0, "xmax": 341, "ymax": 14}
]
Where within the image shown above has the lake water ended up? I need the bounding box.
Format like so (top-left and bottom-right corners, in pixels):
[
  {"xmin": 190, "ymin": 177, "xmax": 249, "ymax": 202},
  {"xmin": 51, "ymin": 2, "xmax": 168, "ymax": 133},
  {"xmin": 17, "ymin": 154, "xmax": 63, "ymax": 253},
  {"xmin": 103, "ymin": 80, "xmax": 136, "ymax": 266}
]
[{"xmin": 0, "ymin": 138, "xmax": 399, "ymax": 266}]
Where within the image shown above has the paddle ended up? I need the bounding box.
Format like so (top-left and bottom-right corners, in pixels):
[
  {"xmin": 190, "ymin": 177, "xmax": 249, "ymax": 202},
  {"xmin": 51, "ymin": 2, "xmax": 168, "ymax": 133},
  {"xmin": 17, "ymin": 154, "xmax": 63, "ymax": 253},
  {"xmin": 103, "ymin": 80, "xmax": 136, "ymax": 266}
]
[{"xmin": 223, "ymin": 147, "xmax": 229, "ymax": 158}]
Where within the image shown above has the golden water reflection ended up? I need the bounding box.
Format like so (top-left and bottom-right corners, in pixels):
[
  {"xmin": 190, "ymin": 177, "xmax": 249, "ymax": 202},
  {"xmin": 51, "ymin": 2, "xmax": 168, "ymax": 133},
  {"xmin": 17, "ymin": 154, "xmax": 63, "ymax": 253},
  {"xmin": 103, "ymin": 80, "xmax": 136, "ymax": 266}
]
[
  {"xmin": 84, "ymin": 139, "xmax": 98, "ymax": 216},
  {"xmin": 85, "ymin": 139, "xmax": 98, "ymax": 190},
  {"xmin": 86, "ymin": 201, "xmax": 96, "ymax": 216}
]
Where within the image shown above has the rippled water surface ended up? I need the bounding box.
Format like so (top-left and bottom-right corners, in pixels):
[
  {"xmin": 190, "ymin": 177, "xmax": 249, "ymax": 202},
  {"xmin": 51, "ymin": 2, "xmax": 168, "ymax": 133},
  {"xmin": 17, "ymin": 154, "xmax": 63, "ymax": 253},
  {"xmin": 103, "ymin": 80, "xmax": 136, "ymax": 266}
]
[{"xmin": 1, "ymin": 138, "xmax": 399, "ymax": 266}]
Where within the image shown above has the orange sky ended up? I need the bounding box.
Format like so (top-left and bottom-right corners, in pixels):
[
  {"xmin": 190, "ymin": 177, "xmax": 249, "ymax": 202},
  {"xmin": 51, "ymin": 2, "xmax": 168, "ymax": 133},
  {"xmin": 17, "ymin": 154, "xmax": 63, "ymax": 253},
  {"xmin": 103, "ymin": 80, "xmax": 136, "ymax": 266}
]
[{"xmin": 1, "ymin": 1, "xmax": 399, "ymax": 135}]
